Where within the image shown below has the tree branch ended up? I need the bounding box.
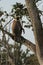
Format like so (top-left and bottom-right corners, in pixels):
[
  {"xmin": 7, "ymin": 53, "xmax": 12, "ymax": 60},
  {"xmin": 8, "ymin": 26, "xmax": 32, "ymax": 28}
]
[
  {"xmin": 8, "ymin": 56, "xmax": 15, "ymax": 65},
  {"xmin": 4, "ymin": 18, "xmax": 13, "ymax": 28},
  {"xmin": 0, "ymin": 26, "xmax": 36, "ymax": 53}
]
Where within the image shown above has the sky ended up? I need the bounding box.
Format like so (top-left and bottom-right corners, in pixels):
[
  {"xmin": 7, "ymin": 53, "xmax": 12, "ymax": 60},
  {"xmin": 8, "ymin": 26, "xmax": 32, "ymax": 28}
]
[
  {"xmin": 0, "ymin": 0, "xmax": 25, "ymax": 12},
  {"xmin": 0, "ymin": 0, "xmax": 43, "ymax": 12},
  {"xmin": 0, "ymin": 0, "xmax": 43, "ymax": 51}
]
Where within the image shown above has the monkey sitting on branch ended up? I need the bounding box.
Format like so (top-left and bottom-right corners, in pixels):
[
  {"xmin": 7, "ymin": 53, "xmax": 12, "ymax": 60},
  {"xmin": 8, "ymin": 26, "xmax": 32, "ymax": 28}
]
[{"xmin": 12, "ymin": 16, "xmax": 25, "ymax": 41}]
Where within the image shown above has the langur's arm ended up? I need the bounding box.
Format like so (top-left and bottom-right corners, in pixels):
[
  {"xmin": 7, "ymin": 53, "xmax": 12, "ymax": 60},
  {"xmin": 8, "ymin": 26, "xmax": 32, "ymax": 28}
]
[{"xmin": 22, "ymin": 28, "xmax": 25, "ymax": 34}]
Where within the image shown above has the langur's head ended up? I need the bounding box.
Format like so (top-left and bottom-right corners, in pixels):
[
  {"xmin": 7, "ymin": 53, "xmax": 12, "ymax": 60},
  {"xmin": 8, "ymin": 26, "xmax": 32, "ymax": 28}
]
[{"xmin": 15, "ymin": 16, "xmax": 20, "ymax": 20}]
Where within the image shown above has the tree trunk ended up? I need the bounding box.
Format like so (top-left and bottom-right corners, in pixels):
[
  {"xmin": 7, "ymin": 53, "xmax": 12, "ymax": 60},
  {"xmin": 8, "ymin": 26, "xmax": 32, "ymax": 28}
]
[{"xmin": 25, "ymin": 0, "xmax": 43, "ymax": 65}]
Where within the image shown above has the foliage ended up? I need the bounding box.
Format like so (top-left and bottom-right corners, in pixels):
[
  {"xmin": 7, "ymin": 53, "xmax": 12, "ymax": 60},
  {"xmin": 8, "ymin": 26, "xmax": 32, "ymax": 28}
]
[
  {"xmin": 11, "ymin": 2, "xmax": 28, "ymax": 18},
  {"xmin": 0, "ymin": 0, "xmax": 42, "ymax": 65},
  {"xmin": 0, "ymin": 11, "xmax": 3, "ymax": 17},
  {"xmin": 0, "ymin": 41, "xmax": 39, "ymax": 65}
]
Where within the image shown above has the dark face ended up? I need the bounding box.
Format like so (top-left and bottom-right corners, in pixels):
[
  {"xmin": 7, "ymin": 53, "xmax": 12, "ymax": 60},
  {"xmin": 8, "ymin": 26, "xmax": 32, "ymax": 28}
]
[{"xmin": 16, "ymin": 17, "xmax": 19, "ymax": 20}]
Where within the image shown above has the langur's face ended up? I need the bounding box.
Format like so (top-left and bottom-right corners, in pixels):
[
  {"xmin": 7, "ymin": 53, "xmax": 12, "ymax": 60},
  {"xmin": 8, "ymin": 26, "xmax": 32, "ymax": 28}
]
[{"xmin": 16, "ymin": 17, "xmax": 19, "ymax": 20}]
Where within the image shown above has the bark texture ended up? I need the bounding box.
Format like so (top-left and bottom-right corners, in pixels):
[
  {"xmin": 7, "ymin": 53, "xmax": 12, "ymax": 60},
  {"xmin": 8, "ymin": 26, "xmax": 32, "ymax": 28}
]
[{"xmin": 25, "ymin": 0, "xmax": 43, "ymax": 65}]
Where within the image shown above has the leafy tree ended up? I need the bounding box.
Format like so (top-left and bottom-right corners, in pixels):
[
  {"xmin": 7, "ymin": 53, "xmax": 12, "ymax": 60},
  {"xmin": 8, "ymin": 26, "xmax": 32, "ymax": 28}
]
[{"xmin": 0, "ymin": 0, "xmax": 43, "ymax": 65}]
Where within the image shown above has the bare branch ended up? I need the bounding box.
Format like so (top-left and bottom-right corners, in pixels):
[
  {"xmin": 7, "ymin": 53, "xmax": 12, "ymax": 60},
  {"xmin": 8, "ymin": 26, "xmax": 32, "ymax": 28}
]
[
  {"xmin": 21, "ymin": 36, "xmax": 36, "ymax": 53},
  {"xmin": 4, "ymin": 18, "xmax": 13, "ymax": 28}
]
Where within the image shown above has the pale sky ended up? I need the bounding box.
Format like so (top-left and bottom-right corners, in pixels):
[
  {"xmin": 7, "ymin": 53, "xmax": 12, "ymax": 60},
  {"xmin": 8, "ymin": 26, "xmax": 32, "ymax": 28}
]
[
  {"xmin": 0, "ymin": 0, "xmax": 25, "ymax": 12},
  {"xmin": 0, "ymin": 0, "xmax": 43, "ymax": 51}
]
